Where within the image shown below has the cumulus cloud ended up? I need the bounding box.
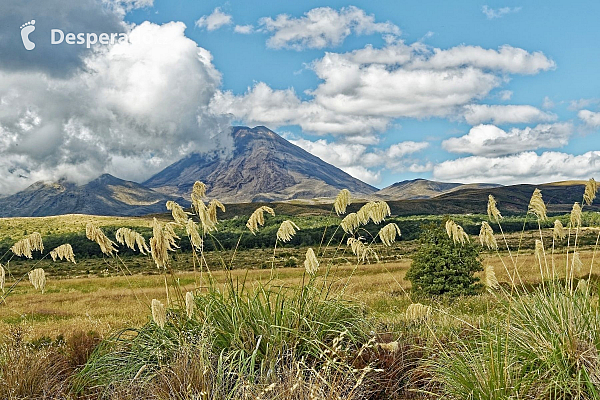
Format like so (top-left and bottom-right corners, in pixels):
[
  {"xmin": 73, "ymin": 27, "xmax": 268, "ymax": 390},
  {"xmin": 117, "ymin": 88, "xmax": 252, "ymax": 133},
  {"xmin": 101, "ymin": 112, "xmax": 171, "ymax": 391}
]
[
  {"xmin": 0, "ymin": 21, "xmax": 233, "ymax": 194},
  {"xmin": 195, "ymin": 7, "xmax": 233, "ymax": 31},
  {"xmin": 569, "ymin": 98, "xmax": 600, "ymax": 111},
  {"xmin": 442, "ymin": 123, "xmax": 572, "ymax": 156},
  {"xmin": 498, "ymin": 90, "xmax": 513, "ymax": 101},
  {"xmin": 212, "ymin": 40, "xmax": 555, "ymax": 139},
  {"xmin": 433, "ymin": 151, "xmax": 600, "ymax": 185},
  {"xmin": 579, "ymin": 110, "xmax": 600, "ymax": 128},
  {"xmin": 234, "ymin": 24, "xmax": 254, "ymax": 34},
  {"xmin": 258, "ymin": 6, "xmax": 400, "ymax": 50},
  {"xmin": 482, "ymin": 5, "xmax": 522, "ymax": 19},
  {"xmin": 289, "ymin": 138, "xmax": 429, "ymax": 184},
  {"xmin": 463, "ymin": 104, "xmax": 557, "ymax": 125}
]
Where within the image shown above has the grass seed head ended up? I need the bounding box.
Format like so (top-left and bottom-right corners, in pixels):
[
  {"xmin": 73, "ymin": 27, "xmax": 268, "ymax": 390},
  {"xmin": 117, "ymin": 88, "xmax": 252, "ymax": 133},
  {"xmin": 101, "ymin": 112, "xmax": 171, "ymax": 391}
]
[
  {"xmin": 378, "ymin": 223, "xmax": 401, "ymax": 246},
  {"xmin": 115, "ymin": 228, "xmax": 150, "ymax": 255},
  {"xmin": 85, "ymin": 224, "xmax": 117, "ymax": 256},
  {"xmin": 246, "ymin": 206, "xmax": 275, "ymax": 234},
  {"xmin": 534, "ymin": 239, "xmax": 545, "ymax": 266},
  {"xmin": 151, "ymin": 299, "xmax": 166, "ymax": 329},
  {"xmin": 304, "ymin": 248, "xmax": 319, "ymax": 276},
  {"xmin": 166, "ymin": 201, "xmax": 189, "ymax": 225},
  {"xmin": 0, "ymin": 264, "xmax": 4, "ymax": 293},
  {"xmin": 10, "ymin": 232, "xmax": 44, "ymax": 259},
  {"xmin": 150, "ymin": 218, "xmax": 179, "ymax": 269},
  {"xmin": 185, "ymin": 292, "xmax": 195, "ymax": 319},
  {"xmin": 340, "ymin": 212, "xmax": 360, "ymax": 234},
  {"xmin": 405, "ymin": 303, "xmax": 432, "ymax": 321},
  {"xmin": 446, "ymin": 220, "xmax": 469, "ymax": 245},
  {"xmin": 572, "ymin": 251, "xmax": 583, "ymax": 276},
  {"xmin": 487, "ymin": 195, "xmax": 502, "ymax": 221},
  {"xmin": 49, "ymin": 244, "xmax": 76, "ymax": 264},
  {"xmin": 185, "ymin": 219, "xmax": 203, "ymax": 250},
  {"xmin": 347, "ymin": 237, "xmax": 379, "ymax": 263},
  {"xmin": 584, "ymin": 178, "xmax": 597, "ymax": 206},
  {"xmin": 528, "ymin": 188, "xmax": 547, "ymax": 221},
  {"xmin": 479, "ymin": 222, "xmax": 498, "ymax": 250},
  {"xmin": 334, "ymin": 189, "xmax": 351, "ymax": 215},
  {"xmin": 277, "ymin": 220, "xmax": 300, "ymax": 243},
  {"xmin": 570, "ymin": 202, "xmax": 582, "ymax": 228},
  {"xmin": 28, "ymin": 268, "xmax": 46, "ymax": 293},
  {"xmin": 553, "ymin": 220, "xmax": 567, "ymax": 241},
  {"xmin": 483, "ymin": 264, "xmax": 499, "ymax": 291},
  {"xmin": 207, "ymin": 199, "xmax": 225, "ymax": 226}
]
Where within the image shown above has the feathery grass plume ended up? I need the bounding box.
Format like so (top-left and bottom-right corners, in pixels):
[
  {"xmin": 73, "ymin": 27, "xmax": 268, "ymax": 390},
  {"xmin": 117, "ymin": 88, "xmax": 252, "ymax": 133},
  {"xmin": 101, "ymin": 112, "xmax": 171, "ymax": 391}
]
[
  {"xmin": 277, "ymin": 220, "xmax": 300, "ymax": 242},
  {"xmin": 10, "ymin": 232, "xmax": 44, "ymax": 259},
  {"xmin": 151, "ymin": 299, "xmax": 166, "ymax": 329},
  {"xmin": 584, "ymin": 178, "xmax": 598, "ymax": 206},
  {"xmin": 371, "ymin": 201, "xmax": 391, "ymax": 224},
  {"xmin": 483, "ymin": 264, "xmax": 499, "ymax": 291},
  {"xmin": 185, "ymin": 291, "xmax": 195, "ymax": 319},
  {"xmin": 487, "ymin": 194, "xmax": 502, "ymax": 221},
  {"xmin": 115, "ymin": 228, "xmax": 150, "ymax": 255},
  {"xmin": 340, "ymin": 212, "xmax": 360, "ymax": 234},
  {"xmin": 246, "ymin": 206, "xmax": 275, "ymax": 234},
  {"xmin": 85, "ymin": 223, "xmax": 117, "ymax": 256},
  {"xmin": 534, "ymin": 239, "xmax": 544, "ymax": 267},
  {"xmin": 572, "ymin": 251, "xmax": 583, "ymax": 276},
  {"xmin": 185, "ymin": 219, "xmax": 203, "ymax": 250},
  {"xmin": 570, "ymin": 202, "xmax": 582, "ymax": 228},
  {"xmin": 150, "ymin": 218, "xmax": 179, "ymax": 269},
  {"xmin": 576, "ymin": 279, "xmax": 588, "ymax": 294},
  {"xmin": 479, "ymin": 222, "xmax": 498, "ymax": 250},
  {"xmin": 347, "ymin": 237, "xmax": 379, "ymax": 263},
  {"xmin": 405, "ymin": 303, "xmax": 432, "ymax": 321},
  {"xmin": 195, "ymin": 200, "xmax": 217, "ymax": 233},
  {"xmin": 334, "ymin": 189, "xmax": 351, "ymax": 215},
  {"xmin": 0, "ymin": 264, "xmax": 4, "ymax": 293},
  {"xmin": 166, "ymin": 201, "xmax": 189, "ymax": 225},
  {"xmin": 207, "ymin": 199, "xmax": 225, "ymax": 226},
  {"xmin": 553, "ymin": 220, "xmax": 567, "ymax": 240},
  {"xmin": 378, "ymin": 223, "xmax": 401, "ymax": 246},
  {"xmin": 356, "ymin": 203, "xmax": 372, "ymax": 225},
  {"xmin": 304, "ymin": 248, "xmax": 319, "ymax": 276},
  {"xmin": 445, "ymin": 220, "xmax": 469, "ymax": 245},
  {"xmin": 190, "ymin": 181, "xmax": 208, "ymax": 217},
  {"xmin": 49, "ymin": 244, "xmax": 76, "ymax": 264},
  {"xmin": 528, "ymin": 188, "xmax": 547, "ymax": 221},
  {"xmin": 28, "ymin": 268, "xmax": 46, "ymax": 293}
]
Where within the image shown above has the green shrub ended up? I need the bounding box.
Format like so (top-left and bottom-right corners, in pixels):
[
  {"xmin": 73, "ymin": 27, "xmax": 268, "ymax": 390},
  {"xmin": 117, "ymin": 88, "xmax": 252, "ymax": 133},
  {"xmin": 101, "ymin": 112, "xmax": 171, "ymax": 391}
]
[{"xmin": 405, "ymin": 222, "xmax": 482, "ymax": 296}]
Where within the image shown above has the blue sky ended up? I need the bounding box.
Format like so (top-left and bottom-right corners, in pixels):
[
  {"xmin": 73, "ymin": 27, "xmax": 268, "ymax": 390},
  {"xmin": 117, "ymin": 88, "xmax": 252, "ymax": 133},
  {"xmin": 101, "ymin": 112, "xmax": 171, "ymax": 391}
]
[{"xmin": 1, "ymin": 0, "xmax": 599, "ymax": 193}]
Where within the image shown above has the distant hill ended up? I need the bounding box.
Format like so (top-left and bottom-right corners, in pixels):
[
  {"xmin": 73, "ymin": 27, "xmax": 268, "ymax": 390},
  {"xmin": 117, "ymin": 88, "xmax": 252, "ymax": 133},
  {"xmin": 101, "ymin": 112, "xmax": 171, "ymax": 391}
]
[
  {"xmin": 143, "ymin": 126, "xmax": 377, "ymax": 202},
  {"xmin": 375, "ymin": 179, "xmax": 501, "ymax": 200},
  {"xmin": 0, "ymin": 174, "xmax": 182, "ymax": 217}
]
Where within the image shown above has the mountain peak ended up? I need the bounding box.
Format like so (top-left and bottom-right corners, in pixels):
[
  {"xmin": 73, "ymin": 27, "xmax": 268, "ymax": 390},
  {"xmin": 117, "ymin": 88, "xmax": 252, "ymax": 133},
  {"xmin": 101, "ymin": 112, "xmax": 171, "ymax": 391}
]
[{"xmin": 144, "ymin": 126, "xmax": 376, "ymax": 202}]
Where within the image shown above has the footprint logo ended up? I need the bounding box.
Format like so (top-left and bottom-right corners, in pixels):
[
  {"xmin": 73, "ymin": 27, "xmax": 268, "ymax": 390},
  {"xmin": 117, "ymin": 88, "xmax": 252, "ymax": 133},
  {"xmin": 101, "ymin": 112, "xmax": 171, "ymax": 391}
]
[{"xmin": 20, "ymin": 20, "xmax": 36, "ymax": 51}]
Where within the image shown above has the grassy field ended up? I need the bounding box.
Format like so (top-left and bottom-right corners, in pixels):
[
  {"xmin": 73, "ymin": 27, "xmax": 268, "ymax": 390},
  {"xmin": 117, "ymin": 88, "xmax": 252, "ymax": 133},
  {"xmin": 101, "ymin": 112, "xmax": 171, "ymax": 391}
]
[{"xmin": 2, "ymin": 186, "xmax": 600, "ymax": 399}]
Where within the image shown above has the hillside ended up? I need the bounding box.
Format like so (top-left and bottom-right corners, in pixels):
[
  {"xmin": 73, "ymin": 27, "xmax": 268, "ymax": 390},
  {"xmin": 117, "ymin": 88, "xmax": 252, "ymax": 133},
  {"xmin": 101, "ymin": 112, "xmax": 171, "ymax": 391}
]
[
  {"xmin": 0, "ymin": 174, "xmax": 182, "ymax": 217},
  {"xmin": 376, "ymin": 179, "xmax": 501, "ymax": 200}
]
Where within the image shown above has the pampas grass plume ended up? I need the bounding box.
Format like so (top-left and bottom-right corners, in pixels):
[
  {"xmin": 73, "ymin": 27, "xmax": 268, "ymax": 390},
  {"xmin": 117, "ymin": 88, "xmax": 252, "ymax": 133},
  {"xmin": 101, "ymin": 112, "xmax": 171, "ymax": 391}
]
[
  {"xmin": 115, "ymin": 228, "xmax": 150, "ymax": 254},
  {"xmin": 151, "ymin": 299, "xmax": 166, "ymax": 329},
  {"xmin": 553, "ymin": 220, "xmax": 567, "ymax": 240},
  {"xmin": 304, "ymin": 248, "xmax": 319, "ymax": 276},
  {"xmin": 185, "ymin": 292, "xmax": 195, "ymax": 319},
  {"xmin": 49, "ymin": 244, "xmax": 76, "ymax": 264},
  {"xmin": 334, "ymin": 189, "xmax": 351, "ymax": 215},
  {"xmin": 378, "ymin": 223, "xmax": 401, "ymax": 246},
  {"xmin": 86, "ymin": 224, "xmax": 117, "ymax": 256},
  {"xmin": 246, "ymin": 206, "xmax": 275, "ymax": 234},
  {"xmin": 28, "ymin": 268, "xmax": 46, "ymax": 293},
  {"xmin": 584, "ymin": 178, "xmax": 598, "ymax": 206},
  {"xmin": 277, "ymin": 220, "xmax": 300, "ymax": 243},
  {"xmin": 570, "ymin": 202, "xmax": 582, "ymax": 228},
  {"xmin": 10, "ymin": 232, "xmax": 44, "ymax": 259},
  {"xmin": 528, "ymin": 189, "xmax": 547, "ymax": 222},
  {"xmin": 479, "ymin": 222, "xmax": 498, "ymax": 250},
  {"xmin": 487, "ymin": 195, "xmax": 502, "ymax": 221}
]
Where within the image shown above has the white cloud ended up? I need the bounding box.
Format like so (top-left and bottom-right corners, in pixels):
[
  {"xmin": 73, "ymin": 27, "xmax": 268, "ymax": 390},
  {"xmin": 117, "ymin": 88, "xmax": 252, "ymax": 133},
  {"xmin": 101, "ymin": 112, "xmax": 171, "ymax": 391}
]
[
  {"xmin": 482, "ymin": 5, "xmax": 522, "ymax": 19},
  {"xmin": 442, "ymin": 123, "xmax": 572, "ymax": 156},
  {"xmin": 258, "ymin": 6, "xmax": 400, "ymax": 50},
  {"xmin": 288, "ymin": 138, "xmax": 429, "ymax": 184},
  {"xmin": 569, "ymin": 98, "xmax": 600, "ymax": 111},
  {"xmin": 542, "ymin": 96, "xmax": 555, "ymax": 109},
  {"xmin": 463, "ymin": 104, "xmax": 557, "ymax": 125},
  {"xmin": 434, "ymin": 151, "xmax": 600, "ymax": 185},
  {"xmin": 212, "ymin": 40, "xmax": 554, "ymax": 140},
  {"xmin": 234, "ymin": 24, "xmax": 254, "ymax": 34},
  {"xmin": 498, "ymin": 90, "xmax": 513, "ymax": 101},
  {"xmin": 579, "ymin": 110, "xmax": 600, "ymax": 128},
  {"xmin": 0, "ymin": 21, "xmax": 233, "ymax": 194},
  {"xmin": 195, "ymin": 7, "xmax": 232, "ymax": 31}
]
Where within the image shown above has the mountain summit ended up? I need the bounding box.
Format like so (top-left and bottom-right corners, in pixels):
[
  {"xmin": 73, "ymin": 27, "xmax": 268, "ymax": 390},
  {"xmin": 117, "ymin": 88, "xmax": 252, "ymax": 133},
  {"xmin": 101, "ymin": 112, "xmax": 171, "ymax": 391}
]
[{"xmin": 143, "ymin": 126, "xmax": 377, "ymax": 202}]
